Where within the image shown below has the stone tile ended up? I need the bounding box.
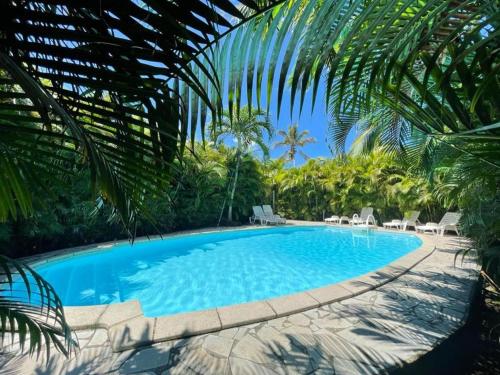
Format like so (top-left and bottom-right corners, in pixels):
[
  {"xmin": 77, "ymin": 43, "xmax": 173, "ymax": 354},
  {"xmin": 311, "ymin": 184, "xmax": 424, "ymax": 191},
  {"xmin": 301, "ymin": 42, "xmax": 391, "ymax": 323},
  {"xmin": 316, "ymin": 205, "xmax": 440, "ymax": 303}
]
[
  {"xmin": 231, "ymin": 334, "xmax": 273, "ymax": 365},
  {"xmin": 87, "ymin": 329, "xmax": 109, "ymax": 347},
  {"xmin": 119, "ymin": 345, "xmax": 171, "ymax": 373},
  {"xmin": 308, "ymin": 346, "xmax": 335, "ymax": 374},
  {"xmin": 154, "ymin": 310, "xmax": 221, "ymax": 341},
  {"xmin": 65, "ymin": 300, "xmax": 143, "ymax": 330},
  {"xmin": 313, "ymin": 316, "xmax": 356, "ymax": 332},
  {"xmin": 286, "ymin": 313, "xmax": 311, "ymax": 327},
  {"xmin": 229, "ymin": 356, "xmax": 282, "ymax": 375},
  {"xmin": 233, "ymin": 327, "xmax": 250, "ymax": 341},
  {"xmin": 256, "ymin": 326, "xmax": 297, "ymax": 354},
  {"xmin": 218, "ymin": 327, "xmax": 239, "ymax": 339},
  {"xmin": 333, "ymin": 357, "xmax": 385, "ymax": 375},
  {"xmin": 267, "ymin": 293, "xmax": 319, "ymax": 317},
  {"xmin": 337, "ymin": 279, "xmax": 374, "ymax": 296},
  {"xmin": 267, "ymin": 316, "xmax": 290, "ymax": 330},
  {"xmin": 307, "ymin": 284, "xmax": 352, "ymax": 305},
  {"xmin": 217, "ymin": 301, "xmax": 276, "ymax": 329},
  {"xmin": 202, "ymin": 334, "xmax": 234, "ymax": 358},
  {"xmin": 280, "ymin": 326, "xmax": 317, "ymax": 347},
  {"xmin": 75, "ymin": 329, "xmax": 95, "ymax": 340},
  {"xmin": 172, "ymin": 346, "xmax": 229, "ymax": 374},
  {"xmin": 109, "ymin": 349, "xmax": 136, "ymax": 371},
  {"xmin": 108, "ymin": 317, "xmax": 155, "ymax": 351}
]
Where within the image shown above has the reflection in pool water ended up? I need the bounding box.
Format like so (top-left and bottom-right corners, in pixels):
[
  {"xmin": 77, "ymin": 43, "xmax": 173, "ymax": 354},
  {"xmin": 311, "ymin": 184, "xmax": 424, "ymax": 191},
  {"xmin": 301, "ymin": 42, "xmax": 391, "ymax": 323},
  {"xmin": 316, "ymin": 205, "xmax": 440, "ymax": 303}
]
[{"xmin": 35, "ymin": 226, "xmax": 422, "ymax": 317}]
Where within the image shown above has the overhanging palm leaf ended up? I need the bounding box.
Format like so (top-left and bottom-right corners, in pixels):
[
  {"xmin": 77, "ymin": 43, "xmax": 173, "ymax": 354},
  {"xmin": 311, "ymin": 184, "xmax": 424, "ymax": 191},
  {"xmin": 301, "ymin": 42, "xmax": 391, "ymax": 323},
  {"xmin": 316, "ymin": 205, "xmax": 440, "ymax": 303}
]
[
  {"xmin": 0, "ymin": 0, "xmax": 285, "ymax": 359},
  {"xmin": 0, "ymin": 0, "xmax": 285, "ymax": 228},
  {"xmin": 0, "ymin": 255, "xmax": 77, "ymax": 358},
  {"xmin": 323, "ymin": 1, "xmax": 500, "ymax": 162},
  {"xmin": 1, "ymin": 0, "xmax": 499, "ymax": 357},
  {"xmin": 3, "ymin": 1, "xmax": 499, "ymax": 225}
]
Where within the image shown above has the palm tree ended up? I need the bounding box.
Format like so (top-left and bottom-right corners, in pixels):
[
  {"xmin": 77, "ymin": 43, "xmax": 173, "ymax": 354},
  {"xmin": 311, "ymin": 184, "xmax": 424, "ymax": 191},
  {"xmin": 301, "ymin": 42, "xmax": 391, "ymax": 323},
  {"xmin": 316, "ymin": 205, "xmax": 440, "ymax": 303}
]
[
  {"xmin": 1, "ymin": 0, "xmax": 498, "ymax": 356},
  {"xmin": 262, "ymin": 158, "xmax": 286, "ymax": 211},
  {"xmin": 274, "ymin": 124, "xmax": 316, "ymax": 167},
  {"xmin": 211, "ymin": 107, "xmax": 272, "ymax": 222}
]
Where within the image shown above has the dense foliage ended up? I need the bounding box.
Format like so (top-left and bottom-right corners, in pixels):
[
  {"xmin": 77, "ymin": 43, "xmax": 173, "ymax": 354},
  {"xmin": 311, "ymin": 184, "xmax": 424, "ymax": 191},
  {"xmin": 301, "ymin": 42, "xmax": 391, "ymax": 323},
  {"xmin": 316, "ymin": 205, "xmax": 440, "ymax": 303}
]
[
  {"xmin": 1, "ymin": 0, "xmax": 498, "ymax": 359},
  {"xmin": 263, "ymin": 150, "xmax": 443, "ymax": 224},
  {"xmin": 0, "ymin": 144, "xmax": 265, "ymax": 256},
  {"xmin": 0, "ymin": 147, "xmax": 446, "ymax": 255}
]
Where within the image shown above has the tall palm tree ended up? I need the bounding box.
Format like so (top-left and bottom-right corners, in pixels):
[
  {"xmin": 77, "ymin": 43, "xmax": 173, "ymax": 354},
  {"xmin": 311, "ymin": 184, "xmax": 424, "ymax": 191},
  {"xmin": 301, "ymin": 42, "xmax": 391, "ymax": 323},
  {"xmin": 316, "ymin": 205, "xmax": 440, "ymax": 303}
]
[
  {"xmin": 211, "ymin": 107, "xmax": 272, "ymax": 222},
  {"xmin": 1, "ymin": 0, "xmax": 498, "ymax": 357},
  {"xmin": 274, "ymin": 124, "xmax": 316, "ymax": 167},
  {"xmin": 0, "ymin": 0, "xmax": 280, "ymax": 358}
]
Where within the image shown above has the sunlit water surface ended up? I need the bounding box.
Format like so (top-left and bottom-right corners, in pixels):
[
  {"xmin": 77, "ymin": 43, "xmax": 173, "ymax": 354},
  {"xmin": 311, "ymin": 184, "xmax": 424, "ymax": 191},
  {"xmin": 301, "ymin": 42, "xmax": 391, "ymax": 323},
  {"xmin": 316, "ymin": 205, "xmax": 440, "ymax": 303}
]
[{"xmin": 35, "ymin": 226, "xmax": 422, "ymax": 317}]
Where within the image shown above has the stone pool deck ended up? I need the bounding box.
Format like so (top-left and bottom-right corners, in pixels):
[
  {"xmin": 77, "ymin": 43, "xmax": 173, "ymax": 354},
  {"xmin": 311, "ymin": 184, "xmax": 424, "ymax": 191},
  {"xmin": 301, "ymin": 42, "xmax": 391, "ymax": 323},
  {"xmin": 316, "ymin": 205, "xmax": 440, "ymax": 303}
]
[{"xmin": 1, "ymin": 223, "xmax": 479, "ymax": 374}]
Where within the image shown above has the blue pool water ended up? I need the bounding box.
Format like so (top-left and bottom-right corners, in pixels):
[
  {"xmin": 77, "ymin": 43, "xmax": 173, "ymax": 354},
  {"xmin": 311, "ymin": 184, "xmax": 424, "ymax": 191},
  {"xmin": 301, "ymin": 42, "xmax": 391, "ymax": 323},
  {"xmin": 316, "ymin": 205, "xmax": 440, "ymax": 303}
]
[{"xmin": 35, "ymin": 226, "xmax": 421, "ymax": 317}]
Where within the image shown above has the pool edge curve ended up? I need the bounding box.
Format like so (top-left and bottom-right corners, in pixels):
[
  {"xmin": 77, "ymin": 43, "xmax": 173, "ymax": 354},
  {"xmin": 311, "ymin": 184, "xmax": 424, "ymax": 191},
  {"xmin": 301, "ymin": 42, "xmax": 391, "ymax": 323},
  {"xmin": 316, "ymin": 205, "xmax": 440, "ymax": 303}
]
[{"xmin": 22, "ymin": 223, "xmax": 440, "ymax": 352}]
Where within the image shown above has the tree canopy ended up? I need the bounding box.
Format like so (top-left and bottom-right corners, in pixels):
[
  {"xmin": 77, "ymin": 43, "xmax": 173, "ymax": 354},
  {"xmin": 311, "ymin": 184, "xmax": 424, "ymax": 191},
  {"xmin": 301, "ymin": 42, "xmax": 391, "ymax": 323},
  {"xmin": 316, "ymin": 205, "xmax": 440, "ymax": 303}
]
[{"xmin": 1, "ymin": 0, "xmax": 499, "ymax": 359}]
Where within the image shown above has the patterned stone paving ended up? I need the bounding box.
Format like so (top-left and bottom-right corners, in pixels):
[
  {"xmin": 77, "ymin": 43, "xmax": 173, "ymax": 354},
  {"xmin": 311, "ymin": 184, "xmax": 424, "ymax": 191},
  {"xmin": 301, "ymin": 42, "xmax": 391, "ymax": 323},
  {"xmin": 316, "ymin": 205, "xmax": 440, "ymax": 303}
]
[{"xmin": 1, "ymin": 236, "xmax": 478, "ymax": 374}]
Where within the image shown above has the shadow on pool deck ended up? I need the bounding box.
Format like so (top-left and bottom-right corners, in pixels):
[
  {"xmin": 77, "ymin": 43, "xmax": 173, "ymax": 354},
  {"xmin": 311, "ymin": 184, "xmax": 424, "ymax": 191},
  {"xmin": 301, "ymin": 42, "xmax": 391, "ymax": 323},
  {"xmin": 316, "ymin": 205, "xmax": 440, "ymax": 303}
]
[
  {"xmin": 0, "ymin": 239, "xmax": 478, "ymax": 375},
  {"xmin": 259, "ymin": 263, "xmax": 478, "ymax": 374}
]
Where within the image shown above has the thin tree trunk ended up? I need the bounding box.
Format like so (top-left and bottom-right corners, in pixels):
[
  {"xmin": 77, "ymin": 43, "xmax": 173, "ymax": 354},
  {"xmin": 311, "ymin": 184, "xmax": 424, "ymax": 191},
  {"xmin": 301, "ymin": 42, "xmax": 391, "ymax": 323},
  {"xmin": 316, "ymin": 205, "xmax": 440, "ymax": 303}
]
[
  {"xmin": 227, "ymin": 151, "xmax": 241, "ymax": 222},
  {"xmin": 272, "ymin": 188, "xmax": 275, "ymax": 210}
]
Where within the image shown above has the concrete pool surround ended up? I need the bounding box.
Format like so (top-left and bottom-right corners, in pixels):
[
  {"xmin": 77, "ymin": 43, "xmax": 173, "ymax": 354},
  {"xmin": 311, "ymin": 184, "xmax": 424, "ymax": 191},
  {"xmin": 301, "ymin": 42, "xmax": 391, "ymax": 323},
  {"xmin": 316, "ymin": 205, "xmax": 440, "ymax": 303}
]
[{"xmin": 25, "ymin": 224, "xmax": 438, "ymax": 352}]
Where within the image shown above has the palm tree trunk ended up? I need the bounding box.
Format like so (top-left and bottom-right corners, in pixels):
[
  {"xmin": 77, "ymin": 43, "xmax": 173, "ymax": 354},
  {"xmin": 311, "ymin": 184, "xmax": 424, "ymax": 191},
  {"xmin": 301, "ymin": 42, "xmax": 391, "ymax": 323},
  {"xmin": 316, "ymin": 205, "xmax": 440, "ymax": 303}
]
[{"xmin": 227, "ymin": 151, "xmax": 241, "ymax": 222}]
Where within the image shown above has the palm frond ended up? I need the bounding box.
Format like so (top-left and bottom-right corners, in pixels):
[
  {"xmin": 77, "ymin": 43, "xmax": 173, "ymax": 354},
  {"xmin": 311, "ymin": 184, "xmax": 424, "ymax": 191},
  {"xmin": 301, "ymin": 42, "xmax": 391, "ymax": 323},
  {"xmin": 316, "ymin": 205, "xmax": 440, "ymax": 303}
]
[
  {"xmin": 0, "ymin": 255, "xmax": 77, "ymax": 358},
  {"xmin": 0, "ymin": 0, "xmax": 284, "ymax": 229}
]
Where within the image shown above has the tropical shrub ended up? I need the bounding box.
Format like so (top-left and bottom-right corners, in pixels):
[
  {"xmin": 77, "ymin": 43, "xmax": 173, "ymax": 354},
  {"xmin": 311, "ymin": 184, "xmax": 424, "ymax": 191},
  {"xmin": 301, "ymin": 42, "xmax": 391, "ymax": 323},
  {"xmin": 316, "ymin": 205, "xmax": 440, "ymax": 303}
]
[{"xmin": 263, "ymin": 150, "xmax": 443, "ymax": 224}]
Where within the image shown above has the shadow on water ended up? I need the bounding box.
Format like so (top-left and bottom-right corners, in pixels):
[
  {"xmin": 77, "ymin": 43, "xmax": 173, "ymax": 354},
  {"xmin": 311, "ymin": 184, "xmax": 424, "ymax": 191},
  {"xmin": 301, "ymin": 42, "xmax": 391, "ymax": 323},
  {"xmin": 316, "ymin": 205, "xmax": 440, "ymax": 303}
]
[{"xmin": 35, "ymin": 226, "xmax": 314, "ymax": 309}]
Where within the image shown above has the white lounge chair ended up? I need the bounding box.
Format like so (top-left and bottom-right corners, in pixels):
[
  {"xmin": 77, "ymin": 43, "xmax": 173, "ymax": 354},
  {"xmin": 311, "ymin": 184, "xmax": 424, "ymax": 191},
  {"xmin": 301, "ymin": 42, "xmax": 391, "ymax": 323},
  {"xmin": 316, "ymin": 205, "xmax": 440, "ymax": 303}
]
[
  {"xmin": 383, "ymin": 211, "xmax": 420, "ymax": 231},
  {"xmin": 339, "ymin": 216, "xmax": 350, "ymax": 224},
  {"xmin": 262, "ymin": 205, "xmax": 286, "ymax": 224},
  {"xmin": 416, "ymin": 212, "xmax": 461, "ymax": 236},
  {"xmin": 324, "ymin": 215, "xmax": 340, "ymax": 224},
  {"xmin": 250, "ymin": 206, "xmax": 278, "ymax": 225},
  {"xmin": 350, "ymin": 207, "xmax": 376, "ymax": 226}
]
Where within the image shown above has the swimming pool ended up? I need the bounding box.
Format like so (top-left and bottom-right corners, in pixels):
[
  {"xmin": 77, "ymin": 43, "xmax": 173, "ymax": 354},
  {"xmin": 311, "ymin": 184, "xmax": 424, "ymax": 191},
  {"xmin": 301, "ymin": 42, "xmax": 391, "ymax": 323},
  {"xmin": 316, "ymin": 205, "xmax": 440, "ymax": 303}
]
[{"xmin": 35, "ymin": 226, "xmax": 422, "ymax": 317}]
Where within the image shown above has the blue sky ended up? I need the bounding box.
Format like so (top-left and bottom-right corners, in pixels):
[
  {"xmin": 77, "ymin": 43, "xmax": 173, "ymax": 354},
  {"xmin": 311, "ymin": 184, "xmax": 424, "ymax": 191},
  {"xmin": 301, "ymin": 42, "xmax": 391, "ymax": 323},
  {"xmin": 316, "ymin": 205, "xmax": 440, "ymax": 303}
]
[
  {"xmin": 268, "ymin": 82, "xmax": 332, "ymax": 162},
  {"xmin": 214, "ymin": 32, "xmax": 357, "ymax": 166},
  {"xmin": 231, "ymin": 74, "xmax": 357, "ymax": 166}
]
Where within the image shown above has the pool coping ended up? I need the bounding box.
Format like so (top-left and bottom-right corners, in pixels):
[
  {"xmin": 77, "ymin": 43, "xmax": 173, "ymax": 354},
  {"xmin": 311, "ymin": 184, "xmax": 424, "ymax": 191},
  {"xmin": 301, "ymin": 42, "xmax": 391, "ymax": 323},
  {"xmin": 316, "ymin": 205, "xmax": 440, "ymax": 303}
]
[{"xmin": 22, "ymin": 223, "xmax": 439, "ymax": 352}]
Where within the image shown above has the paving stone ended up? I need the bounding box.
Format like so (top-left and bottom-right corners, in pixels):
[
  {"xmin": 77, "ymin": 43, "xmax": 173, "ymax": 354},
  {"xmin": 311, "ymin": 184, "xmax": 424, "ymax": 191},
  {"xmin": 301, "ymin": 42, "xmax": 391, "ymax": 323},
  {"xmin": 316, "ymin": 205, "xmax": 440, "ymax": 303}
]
[
  {"xmin": 65, "ymin": 300, "xmax": 143, "ymax": 330},
  {"xmin": 3, "ymin": 231, "xmax": 478, "ymax": 374},
  {"xmin": 119, "ymin": 345, "xmax": 171, "ymax": 373},
  {"xmin": 218, "ymin": 302, "xmax": 276, "ymax": 329},
  {"xmin": 286, "ymin": 313, "xmax": 311, "ymax": 327},
  {"xmin": 109, "ymin": 349, "xmax": 136, "ymax": 371},
  {"xmin": 266, "ymin": 316, "xmax": 289, "ymax": 330},
  {"xmin": 218, "ymin": 327, "xmax": 239, "ymax": 339},
  {"xmin": 229, "ymin": 356, "xmax": 282, "ymax": 375},
  {"xmin": 108, "ymin": 317, "xmax": 155, "ymax": 351},
  {"xmin": 256, "ymin": 326, "xmax": 296, "ymax": 354},
  {"xmin": 202, "ymin": 334, "xmax": 234, "ymax": 358},
  {"xmin": 154, "ymin": 310, "xmax": 221, "ymax": 341},
  {"xmin": 173, "ymin": 346, "xmax": 229, "ymax": 374},
  {"xmin": 231, "ymin": 334, "xmax": 273, "ymax": 365},
  {"xmin": 307, "ymin": 284, "xmax": 352, "ymax": 305},
  {"xmin": 313, "ymin": 316, "xmax": 355, "ymax": 331},
  {"xmin": 87, "ymin": 329, "xmax": 109, "ymax": 347},
  {"xmin": 333, "ymin": 357, "xmax": 385, "ymax": 375},
  {"xmin": 267, "ymin": 293, "xmax": 319, "ymax": 316},
  {"xmin": 233, "ymin": 327, "xmax": 250, "ymax": 341},
  {"xmin": 75, "ymin": 329, "xmax": 95, "ymax": 340}
]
